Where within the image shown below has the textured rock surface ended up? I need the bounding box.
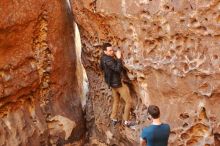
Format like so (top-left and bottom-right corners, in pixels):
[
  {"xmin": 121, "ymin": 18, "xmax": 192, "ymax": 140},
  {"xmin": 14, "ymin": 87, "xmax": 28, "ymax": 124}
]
[
  {"xmin": 0, "ymin": 0, "xmax": 85, "ymax": 145},
  {"xmin": 72, "ymin": 0, "xmax": 220, "ymax": 145}
]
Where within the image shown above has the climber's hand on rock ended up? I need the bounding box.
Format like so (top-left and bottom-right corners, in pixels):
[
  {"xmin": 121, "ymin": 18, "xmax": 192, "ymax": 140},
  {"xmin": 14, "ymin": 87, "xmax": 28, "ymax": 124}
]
[{"xmin": 115, "ymin": 50, "xmax": 121, "ymax": 59}]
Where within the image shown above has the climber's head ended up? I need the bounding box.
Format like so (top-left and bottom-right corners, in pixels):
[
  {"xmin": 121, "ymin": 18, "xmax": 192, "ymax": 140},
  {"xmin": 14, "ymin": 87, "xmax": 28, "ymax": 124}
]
[
  {"xmin": 103, "ymin": 43, "xmax": 114, "ymax": 57},
  {"xmin": 147, "ymin": 105, "xmax": 160, "ymax": 119}
]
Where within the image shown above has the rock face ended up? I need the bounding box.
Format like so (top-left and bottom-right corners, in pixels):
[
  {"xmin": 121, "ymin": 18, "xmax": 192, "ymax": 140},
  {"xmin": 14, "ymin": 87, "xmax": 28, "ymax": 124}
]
[
  {"xmin": 0, "ymin": 0, "xmax": 85, "ymax": 145},
  {"xmin": 72, "ymin": 0, "xmax": 220, "ymax": 145}
]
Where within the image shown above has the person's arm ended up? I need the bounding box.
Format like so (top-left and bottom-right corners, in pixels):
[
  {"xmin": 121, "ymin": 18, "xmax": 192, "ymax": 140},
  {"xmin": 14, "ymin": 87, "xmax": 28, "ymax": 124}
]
[
  {"xmin": 140, "ymin": 137, "xmax": 147, "ymax": 146},
  {"xmin": 105, "ymin": 58, "xmax": 123, "ymax": 73},
  {"xmin": 140, "ymin": 128, "xmax": 147, "ymax": 146}
]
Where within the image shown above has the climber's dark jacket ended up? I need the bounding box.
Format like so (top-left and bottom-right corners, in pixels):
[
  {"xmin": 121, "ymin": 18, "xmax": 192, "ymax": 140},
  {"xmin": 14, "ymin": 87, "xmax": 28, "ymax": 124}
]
[{"xmin": 100, "ymin": 54, "xmax": 123, "ymax": 88}]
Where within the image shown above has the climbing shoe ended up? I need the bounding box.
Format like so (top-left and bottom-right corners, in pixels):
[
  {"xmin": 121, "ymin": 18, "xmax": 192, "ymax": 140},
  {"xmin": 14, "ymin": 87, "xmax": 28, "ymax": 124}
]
[
  {"xmin": 111, "ymin": 119, "xmax": 120, "ymax": 126},
  {"xmin": 123, "ymin": 121, "xmax": 136, "ymax": 128}
]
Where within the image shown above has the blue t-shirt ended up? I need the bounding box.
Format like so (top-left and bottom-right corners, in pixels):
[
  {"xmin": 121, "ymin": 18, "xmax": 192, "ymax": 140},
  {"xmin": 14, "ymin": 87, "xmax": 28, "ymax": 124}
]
[{"xmin": 141, "ymin": 123, "xmax": 170, "ymax": 146}]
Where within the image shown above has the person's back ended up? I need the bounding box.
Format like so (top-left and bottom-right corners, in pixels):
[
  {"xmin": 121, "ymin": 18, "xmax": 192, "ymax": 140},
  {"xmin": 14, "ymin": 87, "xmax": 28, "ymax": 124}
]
[
  {"xmin": 140, "ymin": 105, "xmax": 170, "ymax": 146},
  {"xmin": 141, "ymin": 123, "xmax": 170, "ymax": 146}
]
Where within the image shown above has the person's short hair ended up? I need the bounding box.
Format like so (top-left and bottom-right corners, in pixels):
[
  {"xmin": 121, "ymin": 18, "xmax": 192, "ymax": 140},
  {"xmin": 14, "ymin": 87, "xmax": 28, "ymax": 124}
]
[
  {"xmin": 147, "ymin": 105, "xmax": 160, "ymax": 119},
  {"xmin": 102, "ymin": 43, "xmax": 112, "ymax": 51}
]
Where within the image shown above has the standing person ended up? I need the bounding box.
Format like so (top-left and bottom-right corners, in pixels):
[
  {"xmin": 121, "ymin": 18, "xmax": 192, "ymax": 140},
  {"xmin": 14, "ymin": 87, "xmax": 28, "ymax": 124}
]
[
  {"xmin": 140, "ymin": 105, "xmax": 170, "ymax": 146},
  {"xmin": 100, "ymin": 42, "xmax": 135, "ymax": 127}
]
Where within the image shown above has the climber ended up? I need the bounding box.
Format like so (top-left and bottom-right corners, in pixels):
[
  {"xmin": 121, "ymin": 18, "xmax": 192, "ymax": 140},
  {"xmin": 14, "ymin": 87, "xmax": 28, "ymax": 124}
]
[
  {"xmin": 100, "ymin": 42, "xmax": 135, "ymax": 127},
  {"xmin": 140, "ymin": 105, "xmax": 170, "ymax": 146}
]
